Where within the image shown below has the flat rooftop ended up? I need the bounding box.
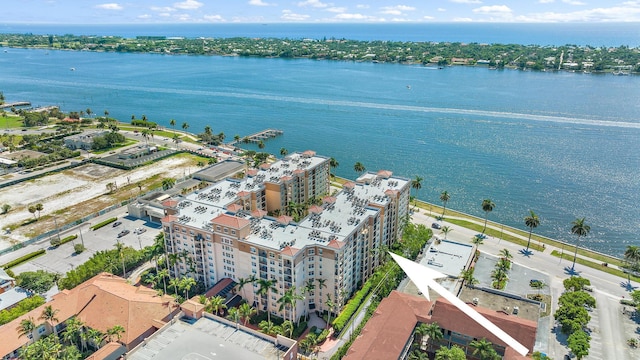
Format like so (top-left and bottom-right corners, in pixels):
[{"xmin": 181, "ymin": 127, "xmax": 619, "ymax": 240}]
[
  {"xmin": 193, "ymin": 160, "xmax": 245, "ymax": 182},
  {"xmin": 419, "ymin": 239, "xmax": 475, "ymax": 278},
  {"xmin": 127, "ymin": 316, "xmax": 286, "ymax": 360}
]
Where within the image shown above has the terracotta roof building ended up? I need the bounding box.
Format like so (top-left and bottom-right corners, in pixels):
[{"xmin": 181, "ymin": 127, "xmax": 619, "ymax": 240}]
[
  {"xmin": 345, "ymin": 291, "xmax": 537, "ymax": 360},
  {"xmin": 0, "ymin": 273, "xmax": 179, "ymax": 359}
]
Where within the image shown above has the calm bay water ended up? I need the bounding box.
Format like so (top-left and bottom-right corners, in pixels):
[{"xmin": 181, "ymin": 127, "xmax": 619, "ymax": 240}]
[{"xmin": 0, "ymin": 24, "xmax": 639, "ymax": 257}]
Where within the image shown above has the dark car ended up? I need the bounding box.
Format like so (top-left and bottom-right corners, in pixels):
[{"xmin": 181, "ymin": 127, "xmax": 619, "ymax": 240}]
[
  {"xmin": 117, "ymin": 230, "xmax": 130, "ymax": 238},
  {"xmin": 431, "ymin": 222, "xmax": 441, "ymax": 229},
  {"xmin": 112, "ymin": 221, "xmax": 122, "ymax": 227},
  {"xmin": 529, "ymin": 279, "xmax": 543, "ymax": 287}
]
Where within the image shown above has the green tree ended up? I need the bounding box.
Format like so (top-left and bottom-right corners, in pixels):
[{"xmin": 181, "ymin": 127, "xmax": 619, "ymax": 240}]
[
  {"xmin": 28, "ymin": 205, "xmax": 37, "ymax": 220},
  {"xmin": 1, "ymin": 204, "xmax": 11, "ymax": 214},
  {"xmin": 623, "ymin": 245, "xmax": 640, "ymax": 284},
  {"xmin": 180, "ymin": 277, "xmax": 196, "ymax": 299},
  {"xmin": 570, "ymin": 217, "xmax": 591, "ymax": 271},
  {"xmin": 459, "ymin": 268, "xmax": 479, "ymax": 287},
  {"xmin": 256, "ymin": 278, "xmax": 277, "ymax": 324},
  {"xmin": 563, "ymin": 276, "xmax": 591, "ymax": 292},
  {"xmin": 280, "ymin": 147, "xmax": 288, "ymax": 157},
  {"xmin": 329, "ymin": 157, "xmax": 339, "ymax": 177},
  {"xmin": 207, "ymin": 295, "xmax": 227, "ymax": 315},
  {"xmin": 411, "ymin": 175, "xmax": 423, "ymax": 203},
  {"xmin": 559, "ymin": 291, "xmax": 596, "ymax": 310},
  {"xmin": 567, "ymin": 330, "xmax": 591, "ymax": 360},
  {"xmin": 162, "ymin": 177, "xmax": 176, "ymax": 190},
  {"xmin": 235, "ymin": 275, "xmax": 256, "ymax": 300},
  {"xmin": 441, "ymin": 226, "xmax": 452, "ymax": 239},
  {"xmin": 524, "ymin": 210, "xmax": 541, "ymax": 252},
  {"xmin": 470, "ymin": 338, "xmax": 500, "ymax": 360},
  {"xmin": 238, "ymin": 303, "xmax": 256, "ymax": 326},
  {"xmin": 435, "ymin": 345, "xmax": 466, "ymax": 360},
  {"xmin": 281, "ymin": 320, "xmax": 294, "ymax": 338},
  {"xmin": 324, "ymin": 294, "xmax": 335, "ymax": 330},
  {"xmin": 15, "ymin": 270, "xmax": 58, "ymax": 294},
  {"xmin": 16, "ymin": 317, "xmax": 37, "ymax": 342},
  {"xmin": 39, "ymin": 305, "xmax": 59, "ymax": 336},
  {"xmin": 227, "ymin": 307, "xmax": 241, "ymax": 326},
  {"xmin": 353, "ymin": 161, "xmax": 366, "ymax": 174},
  {"xmin": 169, "ymin": 118, "xmax": 176, "ymax": 132},
  {"xmin": 257, "ymin": 140, "xmax": 265, "ymax": 149},
  {"xmin": 106, "ymin": 324, "xmax": 125, "ymax": 342},
  {"xmin": 423, "ymin": 322, "xmax": 443, "ymax": 352},
  {"xmin": 87, "ymin": 328, "xmax": 104, "ymax": 349},
  {"xmin": 498, "ymin": 248, "xmax": 513, "ymax": 261},
  {"xmin": 277, "ymin": 285, "xmax": 304, "ymax": 325},
  {"xmin": 439, "ymin": 191, "xmax": 450, "ymax": 217},
  {"xmin": 182, "ymin": 122, "xmax": 189, "ymax": 132},
  {"xmin": 481, "ymin": 199, "xmax": 495, "ymax": 233}
]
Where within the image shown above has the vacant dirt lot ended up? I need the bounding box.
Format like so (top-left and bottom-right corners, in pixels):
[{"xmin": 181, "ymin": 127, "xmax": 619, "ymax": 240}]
[{"xmin": 0, "ymin": 155, "xmax": 195, "ymax": 249}]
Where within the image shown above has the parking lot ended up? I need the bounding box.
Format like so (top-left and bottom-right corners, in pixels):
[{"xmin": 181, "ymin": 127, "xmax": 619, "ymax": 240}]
[{"xmin": 7, "ymin": 208, "xmax": 162, "ymax": 276}]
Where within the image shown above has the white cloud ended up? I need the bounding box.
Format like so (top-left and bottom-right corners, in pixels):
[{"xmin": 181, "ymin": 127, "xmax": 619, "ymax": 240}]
[
  {"xmin": 437, "ymin": 8, "xmax": 446, "ymax": 12},
  {"xmin": 203, "ymin": 14, "xmax": 225, "ymax": 22},
  {"xmin": 173, "ymin": 0, "xmax": 203, "ymax": 10},
  {"xmin": 298, "ymin": 0, "xmax": 329, "ymax": 8},
  {"xmin": 327, "ymin": 7, "xmax": 346, "ymax": 13},
  {"xmin": 380, "ymin": 5, "xmax": 416, "ymax": 15},
  {"xmin": 453, "ymin": 17, "xmax": 473, "ymax": 21},
  {"xmin": 138, "ymin": 14, "xmax": 151, "ymax": 19},
  {"xmin": 423, "ymin": 15, "xmax": 435, "ymax": 20},
  {"xmin": 95, "ymin": 3, "xmax": 122, "ymax": 10},
  {"xmin": 175, "ymin": 13, "xmax": 192, "ymax": 21},
  {"xmin": 449, "ymin": 0, "xmax": 481, "ymax": 4},
  {"xmin": 472, "ymin": 5, "xmax": 512, "ymax": 15},
  {"xmin": 516, "ymin": 5, "xmax": 640, "ymax": 22},
  {"xmin": 562, "ymin": 0, "xmax": 586, "ymax": 5},
  {"xmin": 356, "ymin": 4, "xmax": 369, "ymax": 9},
  {"xmin": 281, "ymin": 9, "xmax": 310, "ymax": 20},
  {"xmin": 249, "ymin": 0, "xmax": 272, "ymax": 6},
  {"xmin": 334, "ymin": 13, "xmax": 376, "ymax": 20},
  {"xmin": 538, "ymin": 0, "xmax": 554, "ymax": 3},
  {"xmin": 151, "ymin": 6, "xmax": 175, "ymax": 12},
  {"xmin": 159, "ymin": 13, "xmax": 171, "ymax": 17}
]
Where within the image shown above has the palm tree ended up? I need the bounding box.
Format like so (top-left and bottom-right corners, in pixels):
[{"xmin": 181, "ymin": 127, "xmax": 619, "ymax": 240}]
[
  {"xmin": 257, "ymin": 140, "xmax": 265, "ymax": 149},
  {"xmin": 114, "ymin": 241, "xmax": 127, "ymax": 277},
  {"xmin": 624, "ymin": 245, "xmax": 640, "ymax": 285},
  {"xmin": 236, "ymin": 275, "xmax": 256, "ymax": 300},
  {"xmin": 498, "ymin": 248, "xmax": 513, "ymax": 261},
  {"xmin": 17, "ymin": 317, "xmax": 36, "ymax": 342},
  {"xmin": 169, "ymin": 118, "xmax": 176, "ymax": 132},
  {"xmin": 316, "ymin": 278, "xmax": 327, "ymax": 295},
  {"xmin": 87, "ymin": 328, "xmax": 104, "ymax": 349},
  {"xmin": 63, "ymin": 317, "xmax": 84, "ymax": 348},
  {"xmin": 39, "ymin": 305, "xmax": 59, "ymax": 336},
  {"xmin": 325, "ymin": 294, "xmax": 335, "ymax": 329},
  {"xmin": 496, "ymin": 257, "xmax": 511, "ymax": 271},
  {"xmin": 570, "ymin": 217, "xmax": 590, "ymax": 271},
  {"xmin": 413, "ymin": 323, "xmax": 429, "ymax": 345},
  {"xmin": 106, "ymin": 325, "xmax": 125, "ymax": 343},
  {"xmin": 411, "ymin": 176, "xmax": 423, "ymax": 204},
  {"xmin": 353, "ymin": 161, "xmax": 365, "ymax": 174},
  {"xmin": 104, "ymin": 109, "xmax": 109, "ymax": 118},
  {"xmin": 280, "ymin": 320, "xmax": 295, "ymax": 337},
  {"xmin": 256, "ymin": 278, "xmax": 277, "ymax": 323},
  {"xmin": 227, "ymin": 307, "xmax": 241, "ymax": 327},
  {"xmin": 459, "ymin": 268, "xmax": 479, "ymax": 287},
  {"xmin": 524, "ymin": 210, "xmax": 540, "ymax": 252},
  {"xmin": 182, "ymin": 122, "xmax": 189, "ymax": 132},
  {"xmin": 471, "ymin": 234, "xmax": 484, "ymax": 246},
  {"xmin": 35, "ymin": 203, "xmax": 43, "ymax": 219},
  {"xmin": 259, "ymin": 320, "xmax": 277, "ymax": 336},
  {"xmin": 329, "ymin": 157, "xmax": 339, "ymax": 178},
  {"xmin": 169, "ymin": 277, "xmax": 181, "ymax": 296},
  {"xmin": 180, "ymin": 277, "xmax": 196, "ymax": 299},
  {"xmin": 491, "ymin": 267, "xmax": 508, "ymax": 289},
  {"xmin": 28, "ymin": 205, "xmax": 37, "ymax": 220},
  {"xmin": 470, "ymin": 338, "xmax": 500, "ymax": 360},
  {"xmin": 162, "ymin": 177, "xmax": 176, "ymax": 190},
  {"xmin": 439, "ymin": 191, "xmax": 450, "ymax": 217},
  {"xmin": 481, "ymin": 199, "xmax": 495, "ymax": 233},
  {"xmin": 280, "ymin": 148, "xmax": 288, "ymax": 157},
  {"xmin": 238, "ymin": 303, "xmax": 256, "ymax": 326},
  {"xmin": 278, "ymin": 285, "xmax": 304, "ymax": 325},
  {"xmin": 141, "ymin": 128, "xmax": 151, "ymax": 145},
  {"xmin": 441, "ymin": 226, "xmax": 452, "ymax": 240},
  {"xmin": 423, "ymin": 322, "xmax": 443, "ymax": 352},
  {"xmin": 208, "ymin": 295, "xmax": 227, "ymax": 315}
]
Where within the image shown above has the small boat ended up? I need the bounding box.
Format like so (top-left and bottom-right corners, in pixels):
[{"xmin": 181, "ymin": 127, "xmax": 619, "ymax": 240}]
[
  {"xmin": 70, "ymin": 67, "xmax": 75, "ymax": 71},
  {"xmin": 406, "ymin": 85, "xmax": 411, "ymax": 89}
]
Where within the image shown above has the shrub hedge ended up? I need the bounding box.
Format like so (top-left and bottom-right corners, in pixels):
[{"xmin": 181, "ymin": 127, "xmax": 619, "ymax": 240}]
[
  {"xmin": 50, "ymin": 234, "xmax": 77, "ymax": 247},
  {"xmin": 90, "ymin": 217, "xmax": 117, "ymax": 230},
  {"xmin": 332, "ymin": 281, "xmax": 373, "ymax": 333},
  {"xmin": 2, "ymin": 249, "xmax": 46, "ymax": 269}
]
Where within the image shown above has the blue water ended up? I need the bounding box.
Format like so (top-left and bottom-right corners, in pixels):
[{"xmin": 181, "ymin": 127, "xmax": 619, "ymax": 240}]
[
  {"xmin": 0, "ymin": 24, "xmax": 639, "ymax": 257},
  {"xmin": 0, "ymin": 23, "xmax": 639, "ymax": 47}
]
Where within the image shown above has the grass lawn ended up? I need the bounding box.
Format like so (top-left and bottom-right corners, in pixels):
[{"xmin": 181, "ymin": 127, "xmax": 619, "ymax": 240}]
[
  {"xmin": 0, "ymin": 115, "xmax": 24, "ymax": 129},
  {"xmin": 91, "ymin": 139, "xmax": 138, "ymax": 154},
  {"xmin": 551, "ymin": 250, "xmax": 639, "ymax": 282}
]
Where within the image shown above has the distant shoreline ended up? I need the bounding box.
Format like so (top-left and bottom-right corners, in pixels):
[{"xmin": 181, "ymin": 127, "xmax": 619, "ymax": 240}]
[{"xmin": 1, "ymin": 33, "xmax": 638, "ymax": 75}]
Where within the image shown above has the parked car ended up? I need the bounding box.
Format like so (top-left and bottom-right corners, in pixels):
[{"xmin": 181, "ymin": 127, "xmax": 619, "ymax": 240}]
[
  {"xmin": 475, "ymin": 233, "xmax": 487, "ymax": 239},
  {"xmin": 529, "ymin": 279, "xmax": 542, "ymax": 287},
  {"xmin": 112, "ymin": 221, "xmax": 122, "ymax": 227},
  {"xmin": 133, "ymin": 228, "xmax": 146, "ymax": 235},
  {"xmin": 431, "ymin": 222, "xmax": 441, "ymax": 229},
  {"xmin": 117, "ymin": 230, "xmax": 130, "ymax": 238}
]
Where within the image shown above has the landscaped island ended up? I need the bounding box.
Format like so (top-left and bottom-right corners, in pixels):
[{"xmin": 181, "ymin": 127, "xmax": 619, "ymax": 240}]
[{"xmin": 1, "ymin": 33, "xmax": 639, "ymax": 73}]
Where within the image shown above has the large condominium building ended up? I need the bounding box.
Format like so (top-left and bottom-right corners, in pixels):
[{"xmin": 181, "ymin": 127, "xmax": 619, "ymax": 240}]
[{"xmin": 161, "ymin": 151, "xmax": 410, "ymax": 322}]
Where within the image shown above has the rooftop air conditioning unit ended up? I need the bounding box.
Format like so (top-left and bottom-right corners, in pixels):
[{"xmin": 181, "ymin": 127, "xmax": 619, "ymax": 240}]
[
  {"xmin": 513, "ymin": 306, "xmax": 519, "ymax": 315},
  {"xmin": 472, "ymin": 298, "xmax": 479, "ymax": 306}
]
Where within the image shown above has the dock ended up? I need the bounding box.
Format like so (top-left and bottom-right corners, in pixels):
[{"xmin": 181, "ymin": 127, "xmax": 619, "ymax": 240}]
[
  {"xmin": 0, "ymin": 101, "xmax": 31, "ymax": 109},
  {"xmin": 230, "ymin": 128, "xmax": 283, "ymax": 145}
]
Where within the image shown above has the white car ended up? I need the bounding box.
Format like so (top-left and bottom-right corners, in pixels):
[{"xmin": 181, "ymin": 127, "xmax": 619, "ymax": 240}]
[{"xmin": 133, "ymin": 228, "xmax": 147, "ymax": 234}]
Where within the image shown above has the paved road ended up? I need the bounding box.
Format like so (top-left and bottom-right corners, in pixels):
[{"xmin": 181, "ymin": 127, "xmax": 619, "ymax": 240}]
[{"xmin": 412, "ymin": 210, "xmax": 635, "ymax": 360}]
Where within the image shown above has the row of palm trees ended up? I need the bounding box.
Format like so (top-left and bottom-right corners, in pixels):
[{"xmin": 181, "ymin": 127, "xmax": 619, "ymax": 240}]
[
  {"xmin": 17, "ymin": 305, "xmax": 125, "ymax": 357},
  {"xmin": 409, "ymin": 322, "xmax": 501, "ymax": 360}
]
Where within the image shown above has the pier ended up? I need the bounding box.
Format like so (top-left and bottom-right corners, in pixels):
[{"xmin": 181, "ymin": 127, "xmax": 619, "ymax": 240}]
[
  {"xmin": 230, "ymin": 128, "xmax": 283, "ymax": 145},
  {"xmin": 0, "ymin": 101, "xmax": 30, "ymax": 109}
]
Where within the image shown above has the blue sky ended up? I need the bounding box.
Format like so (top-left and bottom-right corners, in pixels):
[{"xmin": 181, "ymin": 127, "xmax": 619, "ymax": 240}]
[{"xmin": 4, "ymin": 0, "xmax": 640, "ymax": 24}]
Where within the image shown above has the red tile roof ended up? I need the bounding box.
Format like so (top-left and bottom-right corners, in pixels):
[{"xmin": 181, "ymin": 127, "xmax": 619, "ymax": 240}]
[
  {"xmin": 343, "ymin": 181, "xmax": 355, "ymax": 189},
  {"xmin": 302, "ymin": 150, "xmax": 316, "ymax": 157},
  {"xmin": 162, "ymin": 199, "xmax": 179, "ymax": 208},
  {"xmin": 308, "ymin": 205, "xmax": 324, "ymax": 214},
  {"xmin": 226, "ymin": 203, "xmax": 243, "ymax": 213},
  {"xmin": 377, "ymin": 170, "xmax": 393, "ymax": 178},
  {"xmin": 0, "ymin": 273, "xmax": 177, "ymax": 357},
  {"xmin": 161, "ymin": 215, "xmax": 178, "ymax": 223},
  {"xmin": 247, "ymin": 169, "xmax": 258, "ymax": 177},
  {"xmin": 236, "ymin": 191, "xmax": 251, "ymax": 198},
  {"xmin": 430, "ymin": 298, "xmax": 537, "ymax": 356},
  {"xmin": 344, "ymin": 291, "xmax": 432, "ymax": 360},
  {"xmin": 280, "ymin": 246, "xmax": 300, "ymax": 257},
  {"xmin": 251, "ymin": 209, "xmax": 268, "ymax": 218},
  {"xmin": 211, "ymin": 214, "xmax": 250, "ymax": 229}
]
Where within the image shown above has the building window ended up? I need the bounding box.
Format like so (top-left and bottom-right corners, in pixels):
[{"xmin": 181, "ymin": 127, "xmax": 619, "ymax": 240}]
[
  {"xmin": 308, "ymin": 249, "xmax": 315, "ymax": 255},
  {"xmin": 231, "ymin": 230, "xmax": 236, "ymax": 235},
  {"xmin": 224, "ymin": 228, "xmax": 228, "ymax": 234},
  {"xmin": 250, "ymin": 247, "xmax": 256, "ymax": 254}
]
